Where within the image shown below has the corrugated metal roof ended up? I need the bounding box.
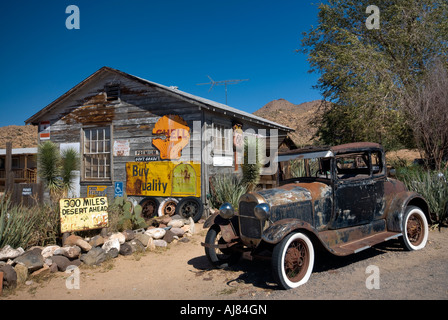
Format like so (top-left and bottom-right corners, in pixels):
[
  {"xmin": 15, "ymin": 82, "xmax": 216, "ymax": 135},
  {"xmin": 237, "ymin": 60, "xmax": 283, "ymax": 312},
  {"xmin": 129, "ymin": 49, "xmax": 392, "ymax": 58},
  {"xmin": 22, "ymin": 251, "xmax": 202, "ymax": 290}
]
[{"xmin": 26, "ymin": 66, "xmax": 294, "ymax": 132}]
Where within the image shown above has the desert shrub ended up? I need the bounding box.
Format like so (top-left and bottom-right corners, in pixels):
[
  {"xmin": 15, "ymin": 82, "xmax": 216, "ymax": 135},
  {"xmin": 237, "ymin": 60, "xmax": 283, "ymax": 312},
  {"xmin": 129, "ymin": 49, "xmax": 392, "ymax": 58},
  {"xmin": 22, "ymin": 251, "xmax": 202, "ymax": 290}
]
[
  {"xmin": 28, "ymin": 203, "xmax": 60, "ymax": 247},
  {"xmin": 209, "ymin": 174, "xmax": 248, "ymax": 210},
  {"xmin": 396, "ymin": 164, "xmax": 448, "ymax": 225},
  {"xmin": 0, "ymin": 197, "xmax": 60, "ymax": 249}
]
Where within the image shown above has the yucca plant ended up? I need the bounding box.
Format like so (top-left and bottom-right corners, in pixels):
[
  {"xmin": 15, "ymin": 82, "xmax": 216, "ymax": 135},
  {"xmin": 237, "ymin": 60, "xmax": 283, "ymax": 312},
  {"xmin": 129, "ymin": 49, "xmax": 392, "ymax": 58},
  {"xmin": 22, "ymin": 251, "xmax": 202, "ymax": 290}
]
[
  {"xmin": 241, "ymin": 136, "xmax": 262, "ymax": 191},
  {"xmin": 38, "ymin": 141, "xmax": 80, "ymax": 200},
  {"xmin": 0, "ymin": 198, "xmax": 36, "ymax": 249},
  {"xmin": 38, "ymin": 141, "xmax": 62, "ymax": 197},
  {"xmin": 209, "ymin": 174, "xmax": 248, "ymax": 210},
  {"xmin": 396, "ymin": 165, "xmax": 448, "ymax": 226},
  {"xmin": 60, "ymin": 147, "xmax": 80, "ymax": 194}
]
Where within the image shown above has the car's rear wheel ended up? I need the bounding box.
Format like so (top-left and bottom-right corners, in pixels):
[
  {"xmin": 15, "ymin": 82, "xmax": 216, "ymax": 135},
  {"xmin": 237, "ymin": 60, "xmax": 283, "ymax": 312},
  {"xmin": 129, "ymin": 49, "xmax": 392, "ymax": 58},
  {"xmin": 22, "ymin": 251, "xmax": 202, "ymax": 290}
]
[
  {"xmin": 272, "ymin": 232, "xmax": 314, "ymax": 290},
  {"xmin": 401, "ymin": 206, "xmax": 429, "ymax": 251}
]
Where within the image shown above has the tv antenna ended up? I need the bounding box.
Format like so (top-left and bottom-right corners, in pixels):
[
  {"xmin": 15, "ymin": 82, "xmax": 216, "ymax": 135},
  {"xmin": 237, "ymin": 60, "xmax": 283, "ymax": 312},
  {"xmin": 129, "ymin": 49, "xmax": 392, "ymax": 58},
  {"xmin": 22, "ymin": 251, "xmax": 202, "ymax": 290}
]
[{"xmin": 197, "ymin": 75, "xmax": 249, "ymax": 105}]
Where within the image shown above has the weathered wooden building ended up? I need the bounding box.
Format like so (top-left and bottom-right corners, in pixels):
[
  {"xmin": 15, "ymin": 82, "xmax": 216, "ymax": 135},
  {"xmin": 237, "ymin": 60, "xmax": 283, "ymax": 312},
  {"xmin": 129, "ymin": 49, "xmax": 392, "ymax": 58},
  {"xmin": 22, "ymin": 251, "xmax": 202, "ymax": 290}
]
[{"xmin": 25, "ymin": 66, "xmax": 292, "ymax": 221}]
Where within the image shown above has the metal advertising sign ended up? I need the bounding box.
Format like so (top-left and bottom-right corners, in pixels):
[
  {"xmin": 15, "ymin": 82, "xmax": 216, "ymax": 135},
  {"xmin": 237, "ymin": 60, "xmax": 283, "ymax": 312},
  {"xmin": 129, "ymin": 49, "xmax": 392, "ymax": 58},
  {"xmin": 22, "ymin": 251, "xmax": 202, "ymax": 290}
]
[
  {"xmin": 126, "ymin": 161, "xmax": 201, "ymax": 197},
  {"xmin": 59, "ymin": 197, "xmax": 109, "ymax": 233},
  {"xmin": 87, "ymin": 185, "xmax": 108, "ymax": 197},
  {"xmin": 152, "ymin": 115, "xmax": 190, "ymax": 160}
]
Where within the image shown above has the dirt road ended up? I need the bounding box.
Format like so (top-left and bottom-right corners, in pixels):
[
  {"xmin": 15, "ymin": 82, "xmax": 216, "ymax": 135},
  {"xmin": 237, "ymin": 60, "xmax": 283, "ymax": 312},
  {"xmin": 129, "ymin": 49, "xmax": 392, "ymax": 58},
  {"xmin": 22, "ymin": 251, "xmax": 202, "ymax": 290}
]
[{"xmin": 3, "ymin": 225, "xmax": 448, "ymax": 300}]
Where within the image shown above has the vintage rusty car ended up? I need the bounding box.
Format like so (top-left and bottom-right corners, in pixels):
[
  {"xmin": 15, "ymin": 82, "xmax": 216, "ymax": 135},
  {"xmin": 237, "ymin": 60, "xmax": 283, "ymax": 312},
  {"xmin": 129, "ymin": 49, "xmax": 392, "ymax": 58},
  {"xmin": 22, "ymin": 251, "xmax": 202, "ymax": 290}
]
[{"xmin": 202, "ymin": 142, "xmax": 430, "ymax": 289}]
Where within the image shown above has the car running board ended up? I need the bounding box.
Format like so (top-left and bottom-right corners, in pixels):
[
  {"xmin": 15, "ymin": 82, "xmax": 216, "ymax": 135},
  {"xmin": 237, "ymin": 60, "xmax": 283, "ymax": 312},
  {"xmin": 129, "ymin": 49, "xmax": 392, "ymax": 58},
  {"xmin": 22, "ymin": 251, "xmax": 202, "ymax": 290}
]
[{"xmin": 332, "ymin": 231, "xmax": 402, "ymax": 256}]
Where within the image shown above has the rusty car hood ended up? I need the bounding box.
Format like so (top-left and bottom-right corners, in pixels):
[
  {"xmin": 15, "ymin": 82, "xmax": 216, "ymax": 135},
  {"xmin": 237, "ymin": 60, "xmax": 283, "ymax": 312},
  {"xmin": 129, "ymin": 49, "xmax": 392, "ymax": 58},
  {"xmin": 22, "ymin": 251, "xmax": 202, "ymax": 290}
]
[{"xmin": 254, "ymin": 182, "xmax": 331, "ymax": 206}]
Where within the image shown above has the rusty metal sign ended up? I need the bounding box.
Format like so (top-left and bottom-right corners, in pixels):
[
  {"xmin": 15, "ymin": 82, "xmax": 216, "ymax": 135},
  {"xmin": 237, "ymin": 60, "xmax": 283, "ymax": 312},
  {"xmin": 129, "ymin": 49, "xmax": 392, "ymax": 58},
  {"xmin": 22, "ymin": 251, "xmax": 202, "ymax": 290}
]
[
  {"xmin": 126, "ymin": 161, "xmax": 201, "ymax": 197},
  {"xmin": 59, "ymin": 197, "xmax": 109, "ymax": 233},
  {"xmin": 87, "ymin": 185, "xmax": 108, "ymax": 197},
  {"xmin": 152, "ymin": 115, "xmax": 190, "ymax": 160}
]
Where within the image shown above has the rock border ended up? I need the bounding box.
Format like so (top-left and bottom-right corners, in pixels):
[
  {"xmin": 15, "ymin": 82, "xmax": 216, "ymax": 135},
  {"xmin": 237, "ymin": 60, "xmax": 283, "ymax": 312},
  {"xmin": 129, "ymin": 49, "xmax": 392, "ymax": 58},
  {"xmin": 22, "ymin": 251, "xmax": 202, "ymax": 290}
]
[{"xmin": 0, "ymin": 215, "xmax": 197, "ymax": 291}]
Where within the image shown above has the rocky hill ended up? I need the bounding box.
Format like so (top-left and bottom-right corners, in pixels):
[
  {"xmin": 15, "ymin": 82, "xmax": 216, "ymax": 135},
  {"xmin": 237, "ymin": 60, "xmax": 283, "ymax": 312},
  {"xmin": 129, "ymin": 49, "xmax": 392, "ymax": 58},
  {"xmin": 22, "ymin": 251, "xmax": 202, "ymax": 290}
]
[
  {"xmin": 253, "ymin": 99, "xmax": 324, "ymax": 147},
  {"xmin": 0, "ymin": 125, "xmax": 37, "ymax": 149}
]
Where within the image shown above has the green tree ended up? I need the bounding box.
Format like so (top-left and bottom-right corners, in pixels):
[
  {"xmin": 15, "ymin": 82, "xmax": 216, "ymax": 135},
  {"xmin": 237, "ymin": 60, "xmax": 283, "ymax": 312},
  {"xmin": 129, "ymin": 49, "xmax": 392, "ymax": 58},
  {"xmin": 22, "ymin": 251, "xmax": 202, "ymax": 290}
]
[{"xmin": 300, "ymin": 0, "xmax": 448, "ymax": 150}]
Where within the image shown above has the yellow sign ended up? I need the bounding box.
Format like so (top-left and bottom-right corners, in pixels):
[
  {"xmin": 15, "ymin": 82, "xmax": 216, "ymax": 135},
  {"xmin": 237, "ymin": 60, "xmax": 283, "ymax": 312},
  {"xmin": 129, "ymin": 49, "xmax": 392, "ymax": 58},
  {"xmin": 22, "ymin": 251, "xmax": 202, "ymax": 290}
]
[
  {"xmin": 87, "ymin": 186, "xmax": 108, "ymax": 197},
  {"xmin": 126, "ymin": 161, "xmax": 201, "ymax": 197},
  {"xmin": 59, "ymin": 197, "xmax": 109, "ymax": 233},
  {"xmin": 152, "ymin": 115, "xmax": 190, "ymax": 160}
]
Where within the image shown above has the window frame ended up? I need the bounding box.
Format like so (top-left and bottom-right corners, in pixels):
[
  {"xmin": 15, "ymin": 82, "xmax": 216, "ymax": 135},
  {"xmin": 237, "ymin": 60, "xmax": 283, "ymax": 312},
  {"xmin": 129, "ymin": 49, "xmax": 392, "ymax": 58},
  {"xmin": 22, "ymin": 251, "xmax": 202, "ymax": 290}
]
[{"xmin": 81, "ymin": 125, "xmax": 113, "ymax": 182}]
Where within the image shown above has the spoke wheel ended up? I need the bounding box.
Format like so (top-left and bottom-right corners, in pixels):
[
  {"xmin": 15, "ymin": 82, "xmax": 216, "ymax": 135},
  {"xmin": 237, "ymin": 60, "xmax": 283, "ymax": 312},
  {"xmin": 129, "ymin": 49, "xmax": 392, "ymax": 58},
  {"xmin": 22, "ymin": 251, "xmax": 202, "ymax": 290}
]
[
  {"xmin": 272, "ymin": 232, "xmax": 314, "ymax": 290},
  {"xmin": 284, "ymin": 238, "xmax": 310, "ymax": 283},
  {"xmin": 401, "ymin": 206, "xmax": 428, "ymax": 251}
]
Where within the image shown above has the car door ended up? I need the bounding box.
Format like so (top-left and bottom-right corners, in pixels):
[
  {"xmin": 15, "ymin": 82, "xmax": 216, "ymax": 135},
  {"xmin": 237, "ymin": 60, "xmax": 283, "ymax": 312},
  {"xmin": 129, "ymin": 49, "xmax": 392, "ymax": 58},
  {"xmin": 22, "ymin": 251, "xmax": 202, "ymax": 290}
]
[{"xmin": 330, "ymin": 152, "xmax": 376, "ymax": 229}]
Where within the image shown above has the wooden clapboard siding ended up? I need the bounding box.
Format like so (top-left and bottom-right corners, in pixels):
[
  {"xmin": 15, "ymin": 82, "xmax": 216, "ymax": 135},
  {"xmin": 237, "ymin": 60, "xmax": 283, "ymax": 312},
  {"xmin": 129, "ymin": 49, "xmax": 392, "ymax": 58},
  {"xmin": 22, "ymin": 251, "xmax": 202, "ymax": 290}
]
[{"xmin": 27, "ymin": 67, "xmax": 292, "ymax": 202}]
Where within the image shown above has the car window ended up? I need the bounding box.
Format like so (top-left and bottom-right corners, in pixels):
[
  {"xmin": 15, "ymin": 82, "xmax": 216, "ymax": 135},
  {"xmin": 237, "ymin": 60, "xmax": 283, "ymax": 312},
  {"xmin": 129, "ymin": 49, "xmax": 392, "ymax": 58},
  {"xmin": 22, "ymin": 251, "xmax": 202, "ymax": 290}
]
[
  {"xmin": 336, "ymin": 152, "xmax": 370, "ymax": 180},
  {"xmin": 371, "ymin": 151, "xmax": 384, "ymax": 176},
  {"xmin": 280, "ymin": 157, "xmax": 330, "ymax": 180}
]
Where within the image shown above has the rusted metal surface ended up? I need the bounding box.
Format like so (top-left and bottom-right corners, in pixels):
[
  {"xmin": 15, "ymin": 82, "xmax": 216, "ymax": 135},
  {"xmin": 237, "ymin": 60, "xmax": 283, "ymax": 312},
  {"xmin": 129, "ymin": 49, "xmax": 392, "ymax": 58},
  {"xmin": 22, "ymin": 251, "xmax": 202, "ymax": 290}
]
[
  {"xmin": 330, "ymin": 142, "xmax": 382, "ymax": 155},
  {"xmin": 211, "ymin": 142, "xmax": 430, "ymax": 259},
  {"xmin": 262, "ymin": 219, "xmax": 315, "ymax": 244},
  {"xmin": 219, "ymin": 223, "xmax": 239, "ymax": 243}
]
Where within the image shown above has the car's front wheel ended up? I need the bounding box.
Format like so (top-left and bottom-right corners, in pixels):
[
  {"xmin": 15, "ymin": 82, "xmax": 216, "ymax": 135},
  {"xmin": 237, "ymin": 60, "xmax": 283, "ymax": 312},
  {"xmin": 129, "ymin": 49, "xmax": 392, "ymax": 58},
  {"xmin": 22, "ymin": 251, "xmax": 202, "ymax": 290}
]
[
  {"xmin": 401, "ymin": 206, "xmax": 429, "ymax": 251},
  {"xmin": 204, "ymin": 225, "xmax": 241, "ymax": 268},
  {"xmin": 272, "ymin": 232, "xmax": 314, "ymax": 290}
]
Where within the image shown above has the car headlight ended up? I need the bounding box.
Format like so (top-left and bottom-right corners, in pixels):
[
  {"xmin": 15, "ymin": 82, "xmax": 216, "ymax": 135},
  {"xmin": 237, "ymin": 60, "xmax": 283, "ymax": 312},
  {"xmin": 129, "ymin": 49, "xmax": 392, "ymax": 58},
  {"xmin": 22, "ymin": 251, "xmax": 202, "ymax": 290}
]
[
  {"xmin": 254, "ymin": 203, "xmax": 270, "ymax": 221},
  {"xmin": 219, "ymin": 202, "xmax": 235, "ymax": 219}
]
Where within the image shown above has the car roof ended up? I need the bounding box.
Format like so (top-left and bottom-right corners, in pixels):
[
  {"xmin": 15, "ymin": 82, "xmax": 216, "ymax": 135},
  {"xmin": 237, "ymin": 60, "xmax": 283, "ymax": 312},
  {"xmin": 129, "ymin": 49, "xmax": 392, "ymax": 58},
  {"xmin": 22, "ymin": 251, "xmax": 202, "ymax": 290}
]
[{"xmin": 277, "ymin": 142, "xmax": 382, "ymax": 162}]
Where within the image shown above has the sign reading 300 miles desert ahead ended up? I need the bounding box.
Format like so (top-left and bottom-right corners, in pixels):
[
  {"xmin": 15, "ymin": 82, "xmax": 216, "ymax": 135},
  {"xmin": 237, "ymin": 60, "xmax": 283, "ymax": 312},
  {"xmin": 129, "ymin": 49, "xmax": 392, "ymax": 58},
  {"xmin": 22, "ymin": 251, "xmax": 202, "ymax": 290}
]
[{"xmin": 59, "ymin": 197, "xmax": 108, "ymax": 233}]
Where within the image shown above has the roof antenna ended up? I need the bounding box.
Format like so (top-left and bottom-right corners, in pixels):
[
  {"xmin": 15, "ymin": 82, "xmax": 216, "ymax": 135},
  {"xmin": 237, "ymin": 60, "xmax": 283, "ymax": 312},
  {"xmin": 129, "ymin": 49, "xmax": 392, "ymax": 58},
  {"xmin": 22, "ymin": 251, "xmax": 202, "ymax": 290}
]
[{"xmin": 197, "ymin": 76, "xmax": 249, "ymax": 105}]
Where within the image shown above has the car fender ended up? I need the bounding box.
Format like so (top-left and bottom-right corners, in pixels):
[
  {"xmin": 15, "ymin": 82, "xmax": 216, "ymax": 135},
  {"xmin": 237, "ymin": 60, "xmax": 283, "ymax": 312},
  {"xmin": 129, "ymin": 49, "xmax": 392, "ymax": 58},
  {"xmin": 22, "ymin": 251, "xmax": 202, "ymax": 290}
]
[
  {"xmin": 261, "ymin": 218, "xmax": 318, "ymax": 245},
  {"xmin": 385, "ymin": 191, "xmax": 431, "ymax": 232},
  {"xmin": 203, "ymin": 212, "xmax": 240, "ymax": 243}
]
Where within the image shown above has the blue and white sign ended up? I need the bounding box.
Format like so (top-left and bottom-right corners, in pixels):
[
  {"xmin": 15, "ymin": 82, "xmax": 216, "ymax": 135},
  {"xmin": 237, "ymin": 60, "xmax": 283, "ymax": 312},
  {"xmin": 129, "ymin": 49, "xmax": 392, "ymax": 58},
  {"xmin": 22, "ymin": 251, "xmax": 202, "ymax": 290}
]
[{"xmin": 114, "ymin": 181, "xmax": 124, "ymax": 198}]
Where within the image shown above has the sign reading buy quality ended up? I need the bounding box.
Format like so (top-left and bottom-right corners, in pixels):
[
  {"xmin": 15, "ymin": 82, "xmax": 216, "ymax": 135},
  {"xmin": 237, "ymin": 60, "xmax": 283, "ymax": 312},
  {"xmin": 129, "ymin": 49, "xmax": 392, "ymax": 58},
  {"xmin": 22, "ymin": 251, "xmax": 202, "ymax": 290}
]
[
  {"xmin": 126, "ymin": 161, "xmax": 201, "ymax": 197},
  {"xmin": 59, "ymin": 197, "xmax": 108, "ymax": 233}
]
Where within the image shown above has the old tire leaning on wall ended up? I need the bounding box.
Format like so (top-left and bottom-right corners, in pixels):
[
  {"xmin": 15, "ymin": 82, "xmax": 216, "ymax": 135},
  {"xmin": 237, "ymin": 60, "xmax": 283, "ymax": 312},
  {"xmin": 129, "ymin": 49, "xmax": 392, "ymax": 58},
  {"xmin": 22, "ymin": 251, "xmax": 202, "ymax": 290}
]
[
  {"xmin": 401, "ymin": 206, "xmax": 429, "ymax": 251},
  {"xmin": 140, "ymin": 197, "xmax": 160, "ymax": 219},
  {"xmin": 272, "ymin": 232, "xmax": 315, "ymax": 290},
  {"xmin": 175, "ymin": 197, "xmax": 203, "ymax": 222},
  {"xmin": 158, "ymin": 198, "xmax": 179, "ymax": 217}
]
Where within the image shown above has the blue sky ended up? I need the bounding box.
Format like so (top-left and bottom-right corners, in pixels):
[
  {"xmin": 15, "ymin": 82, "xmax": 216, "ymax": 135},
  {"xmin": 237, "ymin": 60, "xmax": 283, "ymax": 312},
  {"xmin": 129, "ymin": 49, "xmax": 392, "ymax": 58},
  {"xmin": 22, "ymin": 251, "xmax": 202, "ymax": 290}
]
[{"xmin": 0, "ymin": 0, "xmax": 322, "ymax": 127}]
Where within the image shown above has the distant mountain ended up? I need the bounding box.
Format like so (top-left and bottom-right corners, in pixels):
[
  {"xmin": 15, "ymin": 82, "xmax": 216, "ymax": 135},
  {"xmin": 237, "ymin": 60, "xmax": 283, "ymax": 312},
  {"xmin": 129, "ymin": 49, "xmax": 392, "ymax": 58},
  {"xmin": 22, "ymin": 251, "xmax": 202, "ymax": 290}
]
[
  {"xmin": 254, "ymin": 99, "xmax": 324, "ymax": 147},
  {"xmin": 0, "ymin": 125, "xmax": 37, "ymax": 149}
]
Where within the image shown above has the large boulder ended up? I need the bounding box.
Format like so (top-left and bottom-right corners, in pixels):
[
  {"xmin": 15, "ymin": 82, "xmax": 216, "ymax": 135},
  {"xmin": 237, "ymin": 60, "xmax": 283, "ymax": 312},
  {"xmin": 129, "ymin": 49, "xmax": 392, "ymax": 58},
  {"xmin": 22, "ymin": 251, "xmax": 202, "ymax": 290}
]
[
  {"xmin": 41, "ymin": 245, "xmax": 61, "ymax": 259},
  {"xmin": 102, "ymin": 238, "xmax": 120, "ymax": 253},
  {"xmin": 0, "ymin": 245, "xmax": 24, "ymax": 261},
  {"xmin": 64, "ymin": 235, "xmax": 92, "ymax": 252},
  {"xmin": 145, "ymin": 228, "xmax": 166, "ymax": 239},
  {"xmin": 50, "ymin": 255, "xmax": 81, "ymax": 272},
  {"xmin": 119, "ymin": 242, "xmax": 133, "ymax": 256},
  {"xmin": 54, "ymin": 246, "xmax": 81, "ymax": 259},
  {"xmin": 0, "ymin": 264, "xmax": 17, "ymax": 288},
  {"xmin": 80, "ymin": 247, "xmax": 107, "ymax": 266},
  {"xmin": 13, "ymin": 248, "xmax": 44, "ymax": 272},
  {"xmin": 14, "ymin": 263, "xmax": 28, "ymax": 284}
]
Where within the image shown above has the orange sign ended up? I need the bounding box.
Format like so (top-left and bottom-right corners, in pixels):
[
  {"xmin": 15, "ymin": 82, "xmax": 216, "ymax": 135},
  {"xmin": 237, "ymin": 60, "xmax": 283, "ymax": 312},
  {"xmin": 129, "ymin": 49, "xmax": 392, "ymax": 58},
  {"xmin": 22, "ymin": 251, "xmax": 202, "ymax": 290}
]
[{"xmin": 152, "ymin": 115, "xmax": 190, "ymax": 160}]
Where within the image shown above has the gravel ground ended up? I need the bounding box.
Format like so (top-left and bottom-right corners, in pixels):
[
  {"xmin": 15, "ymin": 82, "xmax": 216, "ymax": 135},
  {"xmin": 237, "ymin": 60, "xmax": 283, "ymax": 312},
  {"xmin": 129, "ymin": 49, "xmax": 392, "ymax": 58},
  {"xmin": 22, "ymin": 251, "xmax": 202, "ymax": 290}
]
[{"xmin": 3, "ymin": 225, "xmax": 447, "ymax": 300}]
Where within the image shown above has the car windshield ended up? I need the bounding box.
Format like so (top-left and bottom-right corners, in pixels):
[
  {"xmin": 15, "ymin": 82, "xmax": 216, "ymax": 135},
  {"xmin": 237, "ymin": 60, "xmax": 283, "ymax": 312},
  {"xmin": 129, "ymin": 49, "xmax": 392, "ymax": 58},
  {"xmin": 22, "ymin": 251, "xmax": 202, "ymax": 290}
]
[{"xmin": 278, "ymin": 156, "xmax": 332, "ymax": 181}]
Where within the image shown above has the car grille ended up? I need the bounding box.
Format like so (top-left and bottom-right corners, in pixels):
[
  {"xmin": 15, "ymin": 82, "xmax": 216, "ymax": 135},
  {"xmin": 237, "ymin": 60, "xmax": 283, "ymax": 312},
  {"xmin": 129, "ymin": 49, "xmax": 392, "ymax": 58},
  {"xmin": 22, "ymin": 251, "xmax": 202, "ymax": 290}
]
[{"xmin": 239, "ymin": 200, "xmax": 263, "ymax": 240}]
